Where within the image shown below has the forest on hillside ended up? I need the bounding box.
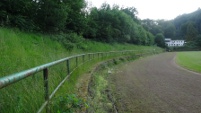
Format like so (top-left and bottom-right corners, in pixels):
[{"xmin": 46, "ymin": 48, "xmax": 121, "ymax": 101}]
[
  {"xmin": 142, "ymin": 8, "xmax": 201, "ymax": 49},
  {"xmin": 0, "ymin": 0, "xmax": 201, "ymax": 49}
]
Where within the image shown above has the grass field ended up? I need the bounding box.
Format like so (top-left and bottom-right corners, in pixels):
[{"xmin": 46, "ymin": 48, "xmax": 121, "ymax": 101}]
[
  {"xmin": 176, "ymin": 51, "xmax": 201, "ymax": 73},
  {"xmin": 0, "ymin": 27, "xmax": 163, "ymax": 113}
]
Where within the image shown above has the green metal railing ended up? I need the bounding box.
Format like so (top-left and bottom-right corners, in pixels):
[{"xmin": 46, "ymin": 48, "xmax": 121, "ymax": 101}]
[{"xmin": 0, "ymin": 49, "xmax": 158, "ymax": 112}]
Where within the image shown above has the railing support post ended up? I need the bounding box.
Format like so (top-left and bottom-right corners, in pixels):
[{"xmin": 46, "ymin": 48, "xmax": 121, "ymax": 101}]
[
  {"xmin": 67, "ymin": 59, "xmax": 70, "ymax": 75},
  {"xmin": 88, "ymin": 54, "xmax": 91, "ymax": 60},
  {"xmin": 82, "ymin": 55, "xmax": 85, "ymax": 63},
  {"xmin": 43, "ymin": 68, "xmax": 49, "ymax": 113},
  {"xmin": 76, "ymin": 57, "xmax": 78, "ymax": 67}
]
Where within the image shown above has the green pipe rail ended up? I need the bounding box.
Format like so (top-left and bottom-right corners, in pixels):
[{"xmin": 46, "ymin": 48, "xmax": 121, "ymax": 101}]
[{"xmin": 0, "ymin": 49, "xmax": 158, "ymax": 113}]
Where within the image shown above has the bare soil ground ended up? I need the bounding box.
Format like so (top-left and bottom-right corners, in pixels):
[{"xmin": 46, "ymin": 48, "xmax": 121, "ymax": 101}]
[{"xmin": 110, "ymin": 52, "xmax": 201, "ymax": 113}]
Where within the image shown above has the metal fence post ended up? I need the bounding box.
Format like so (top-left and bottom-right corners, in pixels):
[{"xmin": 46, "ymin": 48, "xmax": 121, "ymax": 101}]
[
  {"xmin": 76, "ymin": 57, "xmax": 78, "ymax": 67},
  {"xmin": 88, "ymin": 54, "xmax": 91, "ymax": 60},
  {"xmin": 82, "ymin": 55, "xmax": 85, "ymax": 63},
  {"xmin": 67, "ymin": 59, "xmax": 70, "ymax": 75},
  {"xmin": 43, "ymin": 68, "xmax": 49, "ymax": 113}
]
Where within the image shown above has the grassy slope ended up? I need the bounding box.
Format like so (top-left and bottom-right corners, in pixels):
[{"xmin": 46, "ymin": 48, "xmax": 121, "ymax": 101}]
[
  {"xmin": 0, "ymin": 27, "xmax": 161, "ymax": 76},
  {"xmin": 176, "ymin": 51, "xmax": 201, "ymax": 73},
  {"xmin": 0, "ymin": 28, "xmax": 69, "ymax": 76},
  {"xmin": 0, "ymin": 27, "xmax": 163, "ymax": 113}
]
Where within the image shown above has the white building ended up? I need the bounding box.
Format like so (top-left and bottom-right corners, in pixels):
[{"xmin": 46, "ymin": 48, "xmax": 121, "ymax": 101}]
[{"xmin": 165, "ymin": 38, "xmax": 185, "ymax": 47}]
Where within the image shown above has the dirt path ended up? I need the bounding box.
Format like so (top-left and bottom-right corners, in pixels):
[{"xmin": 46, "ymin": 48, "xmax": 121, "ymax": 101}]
[{"xmin": 110, "ymin": 52, "xmax": 201, "ymax": 113}]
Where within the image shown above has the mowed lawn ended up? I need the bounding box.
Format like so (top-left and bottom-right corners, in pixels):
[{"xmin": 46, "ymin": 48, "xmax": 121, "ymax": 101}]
[{"xmin": 176, "ymin": 51, "xmax": 201, "ymax": 73}]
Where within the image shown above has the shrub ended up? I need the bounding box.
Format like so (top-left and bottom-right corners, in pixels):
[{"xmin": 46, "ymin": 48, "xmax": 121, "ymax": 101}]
[{"xmin": 52, "ymin": 94, "xmax": 87, "ymax": 113}]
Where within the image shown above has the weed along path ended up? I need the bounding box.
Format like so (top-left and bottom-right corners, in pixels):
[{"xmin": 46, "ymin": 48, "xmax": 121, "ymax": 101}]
[{"xmin": 110, "ymin": 52, "xmax": 201, "ymax": 113}]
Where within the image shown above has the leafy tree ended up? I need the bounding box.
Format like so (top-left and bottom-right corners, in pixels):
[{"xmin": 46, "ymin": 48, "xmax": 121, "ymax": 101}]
[
  {"xmin": 0, "ymin": 0, "xmax": 38, "ymax": 31},
  {"xmin": 173, "ymin": 9, "xmax": 201, "ymax": 41},
  {"xmin": 84, "ymin": 3, "xmax": 154, "ymax": 45},
  {"xmin": 195, "ymin": 34, "xmax": 201, "ymax": 48},
  {"xmin": 164, "ymin": 23, "xmax": 176, "ymax": 38},
  {"xmin": 63, "ymin": 0, "xmax": 87, "ymax": 34},
  {"xmin": 137, "ymin": 26, "xmax": 148, "ymax": 45},
  {"xmin": 141, "ymin": 19, "xmax": 163, "ymax": 36},
  {"xmin": 0, "ymin": 0, "xmax": 87, "ymax": 33},
  {"xmin": 146, "ymin": 32, "xmax": 155, "ymax": 45},
  {"xmin": 186, "ymin": 22, "xmax": 198, "ymax": 41},
  {"xmin": 0, "ymin": 1, "xmax": 157, "ymax": 46},
  {"xmin": 121, "ymin": 7, "xmax": 139, "ymax": 23},
  {"xmin": 83, "ymin": 7, "xmax": 99, "ymax": 39},
  {"xmin": 36, "ymin": 0, "xmax": 68, "ymax": 32},
  {"xmin": 155, "ymin": 33, "xmax": 166, "ymax": 48}
]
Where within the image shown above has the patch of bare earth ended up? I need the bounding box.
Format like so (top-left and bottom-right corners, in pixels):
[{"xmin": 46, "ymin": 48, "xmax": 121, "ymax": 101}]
[
  {"xmin": 76, "ymin": 73, "xmax": 91, "ymax": 112},
  {"xmin": 75, "ymin": 62, "xmax": 106, "ymax": 112},
  {"xmin": 110, "ymin": 53, "xmax": 201, "ymax": 113}
]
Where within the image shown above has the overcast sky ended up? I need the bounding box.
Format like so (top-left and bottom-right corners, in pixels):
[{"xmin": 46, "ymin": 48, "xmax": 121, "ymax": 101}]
[{"xmin": 87, "ymin": 0, "xmax": 201, "ymax": 20}]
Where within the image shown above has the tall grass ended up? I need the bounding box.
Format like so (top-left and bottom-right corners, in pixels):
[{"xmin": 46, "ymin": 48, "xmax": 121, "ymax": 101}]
[
  {"xmin": 0, "ymin": 28, "xmax": 68, "ymax": 76},
  {"xmin": 0, "ymin": 28, "xmax": 69, "ymax": 113},
  {"xmin": 0, "ymin": 27, "xmax": 163, "ymax": 112}
]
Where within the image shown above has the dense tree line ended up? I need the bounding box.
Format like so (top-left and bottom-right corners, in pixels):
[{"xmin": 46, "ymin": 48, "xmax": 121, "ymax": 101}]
[
  {"xmin": 0, "ymin": 0, "xmax": 86, "ymax": 33},
  {"xmin": 84, "ymin": 4, "xmax": 154, "ymax": 45},
  {"xmin": 142, "ymin": 8, "xmax": 201, "ymax": 49},
  {"xmin": 0, "ymin": 0, "xmax": 155, "ymax": 46},
  {"xmin": 1, "ymin": 0, "xmax": 201, "ymax": 49}
]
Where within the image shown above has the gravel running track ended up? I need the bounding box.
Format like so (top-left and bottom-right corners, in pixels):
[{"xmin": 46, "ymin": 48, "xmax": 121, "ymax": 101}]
[{"xmin": 110, "ymin": 52, "xmax": 201, "ymax": 113}]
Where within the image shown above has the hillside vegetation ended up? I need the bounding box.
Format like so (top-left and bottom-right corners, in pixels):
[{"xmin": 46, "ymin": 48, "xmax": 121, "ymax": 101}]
[
  {"xmin": 142, "ymin": 8, "xmax": 201, "ymax": 49},
  {"xmin": 0, "ymin": 1, "xmax": 155, "ymax": 45},
  {"xmin": 0, "ymin": 28, "xmax": 163, "ymax": 113},
  {"xmin": 0, "ymin": 28, "xmax": 159, "ymax": 77},
  {"xmin": 0, "ymin": 0, "xmax": 165, "ymax": 112},
  {"xmin": 1, "ymin": 0, "xmax": 199, "ymax": 112}
]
